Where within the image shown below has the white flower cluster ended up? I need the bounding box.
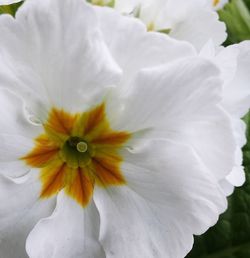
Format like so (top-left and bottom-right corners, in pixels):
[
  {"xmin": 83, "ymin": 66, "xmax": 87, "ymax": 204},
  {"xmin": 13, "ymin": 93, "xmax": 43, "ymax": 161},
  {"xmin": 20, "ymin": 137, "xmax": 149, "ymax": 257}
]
[{"xmin": 0, "ymin": 0, "xmax": 249, "ymax": 257}]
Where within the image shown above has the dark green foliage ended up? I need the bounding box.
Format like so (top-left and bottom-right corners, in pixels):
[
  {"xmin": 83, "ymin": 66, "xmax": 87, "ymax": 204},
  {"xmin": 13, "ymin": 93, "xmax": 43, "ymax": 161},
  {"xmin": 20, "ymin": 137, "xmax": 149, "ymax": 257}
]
[{"xmin": 244, "ymin": 0, "xmax": 250, "ymax": 9}]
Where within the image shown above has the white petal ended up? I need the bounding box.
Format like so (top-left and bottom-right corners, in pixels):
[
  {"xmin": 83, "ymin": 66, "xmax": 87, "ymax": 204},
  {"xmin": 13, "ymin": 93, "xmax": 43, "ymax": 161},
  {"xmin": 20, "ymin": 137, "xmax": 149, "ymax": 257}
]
[
  {"xmin": 0, "ymin": 0, "xmax": 121, "ymax": 118},
  {"xmin": 220, "ymin": 158, "xmax": 245, "ymax": 196},
  {"xmin": 173, "ymin": 107, "xmax": 235, "ymax": 181},
  {"xmin": 113, "ymin": 57, "xmax": 220, "ymax": 130},
  {"xmin": 26, "ymin": 191, "xmax": 104, "ymax": 258},
  {"xmin": 232, "ymin": 118, "xmax": 247, "ymax": 148},
  {"xmin": 200, "ymin": 40, "xmax": 239, "ymax": 84},
  {"xmin": 222, "ymin": 41, "xmax": 250, "ymax": 118},
  {"xmin": 95, "ymin": 6, "xmax": 195, "ymax": 91},
  {"xmin": 200, "ymin": 41, "xmax": 250, "ymax": 119},
  {"xmin": 226, "ymin": 165, "xmax": 245, "ymax": 187},
  {"xmin": 220, "ymin": 144, "xmax": 245, "ymax": 195},
  {"xmin": 227, "ymin": 146, "xmax": 245, "ymax": 186},
  {"xmin": 111, "ymin": 57, "xmax": 235, "ymax": 181},
  {"xmin": 94, "ymin": 140, "xmax": 226, "ymax": 258},
  {"xmin": 228, "ymin": 119, "xmax": 246, "ymax": 189},
  {"xmin": 0, "ymin": 172, "xmax": 55, "ymax": 258},
  {"xmin": 200, "ymin": 41, "xmax": 249, "ymax": 187},
  {"xmin": 170, "ymin": 4, "xmax": 226, "ymax": 50},
  {"xmin": 219, "ymin": 178, "xmax": 234, "ymax": 196},
  {"xmin": 0, "ymin": 89, "xmax": 41, "ymax": 136},
  {"xmin": 0, "ymin": 89, "xmax": 42, "ymax": 177},
  {"xmin": 0, "ymin": 133, "xmax": 32, "ymax": 177}
]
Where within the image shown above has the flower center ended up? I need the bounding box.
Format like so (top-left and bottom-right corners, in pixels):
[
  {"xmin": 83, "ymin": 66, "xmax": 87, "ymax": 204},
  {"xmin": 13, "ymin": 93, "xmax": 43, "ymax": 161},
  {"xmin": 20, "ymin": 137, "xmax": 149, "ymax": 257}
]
[
  {"xmin": 60, "ymin": 136, "xmax": 94, "ymax": 168},
  {"xmin": 21, "ymin": 103, "xmax": 131, "ymax": 207},
  {"xmin": 67, "ymin": 137, "xmax": 88, "ymax": 151}
]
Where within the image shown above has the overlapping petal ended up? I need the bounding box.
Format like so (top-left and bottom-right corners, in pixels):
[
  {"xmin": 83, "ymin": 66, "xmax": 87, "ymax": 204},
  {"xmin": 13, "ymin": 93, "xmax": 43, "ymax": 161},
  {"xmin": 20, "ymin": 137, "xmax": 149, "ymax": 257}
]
[
  {"xmin": 94, "ymin": 140, "xmax": 226, "ymax": 258},
  {"xmin": 95, "ymin": 6, "xmax": 195, "ymax": 91},
  {"xmin": 0, "ymin": 0, "xmax": 121, "ymax": 119},
  {"xmin": 0, "ymin": 173, "xmax": 55, "ymax": 258},
  {"xmin": 26, "ymin": 192, "xmax": 105, "ymax": 258},
  {"xmin": 110, "ymin": 57, "xmax": 235, "ymax": 182},
  {"xmin": 222, "ymin": 41, "xmax": 250, "ymax": 119},
  {"xmin": 200, "ymin": 41, "xmax": 250, "ymax": 192},
  {"xmin": 0, "ymin": 89, "xmax": 42, "ymax": 177}
]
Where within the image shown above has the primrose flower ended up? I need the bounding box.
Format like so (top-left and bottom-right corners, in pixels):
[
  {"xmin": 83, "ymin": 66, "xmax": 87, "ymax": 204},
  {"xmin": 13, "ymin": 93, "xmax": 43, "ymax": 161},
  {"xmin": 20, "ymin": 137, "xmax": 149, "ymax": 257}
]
[
  {"xmin": 0, "ymin": 0, "xmax": 235, "ymax": 257},
  {"xmin": 113, "ymin": 0, "xmax": 227, "ymax": 50},
  {"xmin": 200, "ymin": 40, "xmax": 250, "ymax": 195}
]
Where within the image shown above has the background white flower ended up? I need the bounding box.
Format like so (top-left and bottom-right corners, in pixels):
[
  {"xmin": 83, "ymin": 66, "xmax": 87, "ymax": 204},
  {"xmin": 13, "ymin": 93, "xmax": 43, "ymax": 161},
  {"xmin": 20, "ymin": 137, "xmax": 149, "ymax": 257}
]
[{"xmin": 114, "ymin": 0, "xmax": 227, "ymax": 50}]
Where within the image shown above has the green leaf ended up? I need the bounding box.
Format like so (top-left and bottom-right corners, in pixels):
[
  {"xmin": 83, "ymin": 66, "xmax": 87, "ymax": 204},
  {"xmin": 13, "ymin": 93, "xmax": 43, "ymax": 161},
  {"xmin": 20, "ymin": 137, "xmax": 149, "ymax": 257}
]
[
  {"xmin": 0, "ymin": 1, "xmax": 23, "ymax": 16},
  {"xmin": 218, "ymin": 0, "xmax": 250, "ymax": 45},
  {"xmin": 186, "ymin": 111, "xmax": 250, "ymax": 258}
]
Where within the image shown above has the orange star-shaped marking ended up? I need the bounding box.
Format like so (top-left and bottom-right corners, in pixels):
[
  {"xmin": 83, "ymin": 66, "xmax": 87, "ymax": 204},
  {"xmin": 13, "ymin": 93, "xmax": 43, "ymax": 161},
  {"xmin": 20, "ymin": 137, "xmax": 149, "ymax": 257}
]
[{"xmin": 21, "ymin": 103, "xmax": 130, "ymax": 207}]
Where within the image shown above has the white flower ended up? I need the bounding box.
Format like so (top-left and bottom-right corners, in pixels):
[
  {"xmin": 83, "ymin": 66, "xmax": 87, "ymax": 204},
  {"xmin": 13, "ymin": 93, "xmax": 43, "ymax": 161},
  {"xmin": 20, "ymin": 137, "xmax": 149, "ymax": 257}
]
[
  {"xmin": 0, "ymin": 0, "xmax": 235, "ymax": 258},
  {"xmin": 200, "ymin": 40, "xmax": 250, "ymax": 195},
  {"xmin": 113, "ymin": 0, "xmax": 227, "ymax": 50}
]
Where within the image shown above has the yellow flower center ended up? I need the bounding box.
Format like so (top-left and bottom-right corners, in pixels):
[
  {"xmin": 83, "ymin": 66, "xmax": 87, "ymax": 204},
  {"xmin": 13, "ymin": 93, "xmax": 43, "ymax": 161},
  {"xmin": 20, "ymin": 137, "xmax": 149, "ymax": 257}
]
[{"xmin": 21, "ymin": 103, "xmax": 131, "ymax": 207}]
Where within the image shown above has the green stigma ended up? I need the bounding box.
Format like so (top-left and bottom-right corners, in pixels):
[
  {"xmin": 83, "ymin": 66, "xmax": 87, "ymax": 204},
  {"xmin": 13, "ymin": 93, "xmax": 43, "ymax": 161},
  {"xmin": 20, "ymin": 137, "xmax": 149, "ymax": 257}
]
[{"xmin": 77, "ymin": 141, "xmax": 88, "ymax": 153}]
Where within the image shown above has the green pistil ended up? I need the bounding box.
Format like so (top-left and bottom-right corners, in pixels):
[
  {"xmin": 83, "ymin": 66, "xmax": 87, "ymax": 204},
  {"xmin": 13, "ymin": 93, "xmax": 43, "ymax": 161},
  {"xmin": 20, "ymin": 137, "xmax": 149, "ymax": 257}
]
[
  {"xmin": 59, "ymin": 136, "xmax": 95, "ymax": 168},
  {"xmin": 76, "ymin": 141, "xmax": 88, "ymax": 153}
]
